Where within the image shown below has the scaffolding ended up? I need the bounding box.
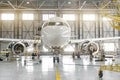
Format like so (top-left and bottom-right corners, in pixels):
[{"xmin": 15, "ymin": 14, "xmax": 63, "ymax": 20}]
[
  {"xmin": 100, "ymin": 0, "xmax": 120, "ymax": 30},
  {"xmin": 98, "ymin": 64, "xmax": 120, "ymax": 78}
]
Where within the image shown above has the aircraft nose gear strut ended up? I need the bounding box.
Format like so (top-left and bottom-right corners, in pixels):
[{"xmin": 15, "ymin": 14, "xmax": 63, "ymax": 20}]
[
  {"xmin": 53, "ymin": 55, "xmax": 59, "ymax": 63},
  {"xmin": 52, "ymin": 46, "xmax": 61, "ymax": 63}
]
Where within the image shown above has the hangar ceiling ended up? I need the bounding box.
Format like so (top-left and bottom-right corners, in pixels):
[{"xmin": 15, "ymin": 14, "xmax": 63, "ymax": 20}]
[{"xmin": 0, "ymin": 0, "xmax": 113, "ymax": 10}]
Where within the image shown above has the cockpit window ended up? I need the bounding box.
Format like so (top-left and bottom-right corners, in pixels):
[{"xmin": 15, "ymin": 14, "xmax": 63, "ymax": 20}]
[
  {"xmin": 42, "ymin": 21, "xmax": 68, "ymax": 28},
  {"xmin": 56, "ymin": 22, "xmax": 63, "ymax": 26},
  {"xmin": 48, "ymin": 22, "xmax": 64, "ymax": 26},
  {"xmin": 48, "ymin": 22, "xmax": 56, "ymax": 25}
]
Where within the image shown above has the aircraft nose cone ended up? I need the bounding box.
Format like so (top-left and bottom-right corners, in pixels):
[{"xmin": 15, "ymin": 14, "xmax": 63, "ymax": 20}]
[{"xmin": 42, "ymin": 26, "xmax": 70, "ymax": 47}]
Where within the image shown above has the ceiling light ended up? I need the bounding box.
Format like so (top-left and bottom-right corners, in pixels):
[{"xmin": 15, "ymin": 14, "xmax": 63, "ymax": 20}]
[
  {"xmin": 68, "ymin": 2, "xmax": 72, "ymax": 4},
  {"xmin": 26, "ymin": 2, "xmax": 30, "ymax": 4}
]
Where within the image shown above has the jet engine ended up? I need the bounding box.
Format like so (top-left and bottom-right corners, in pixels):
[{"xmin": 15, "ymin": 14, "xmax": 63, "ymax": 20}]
[
  {"xmin": 8, "ymin": 42, "xmax": 29, "ymax": 55},
  {"xmin": 80, "ymin": 41, "xmax": 99, "ymax": 55}
]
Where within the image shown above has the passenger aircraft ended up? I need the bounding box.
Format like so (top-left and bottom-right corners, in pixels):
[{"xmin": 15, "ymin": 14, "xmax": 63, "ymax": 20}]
[{"xmin": 0, "ymin": 17, "xmax": 120, "ymax": 63}]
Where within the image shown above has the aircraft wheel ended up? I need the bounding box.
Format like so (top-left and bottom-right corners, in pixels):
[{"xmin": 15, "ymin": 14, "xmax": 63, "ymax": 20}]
[
  {"xmin": 39, "ymin": 59, "xmax": 42, "ymax": 63},
  {"xmin": 24, "ymin": 60, "xmax": 26, "ymax": 65},
  {"xmin": 53, "ymin": 57, "xmax": 55, "ymax": 63},
  {"xmin": 77, "ymin": 54, "xmax": 80, "ymax": 58},
  {"xmin": 72, "ymin": 53, "xmax": 75, "ymax": 59},
  {"xmin": 57, "ymin": 57, "xmax": 59, "ymax": 63},
  {"xmin": 0, "ymin": 58, "xmax": 3, "ymax": 61}
]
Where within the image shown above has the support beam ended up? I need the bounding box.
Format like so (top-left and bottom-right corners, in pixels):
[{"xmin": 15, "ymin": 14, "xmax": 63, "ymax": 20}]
[
  {"xmin": 92, "ymin": 1, "xmax": 99, "ymax": 9},
  {"xmin": 18, "ymin": 0, "xmax": 25, "ymax": 8},
  {"xmin": 59, "ymin": 1, "xmax": 66, "ymax": 9},
  {"xmin": 100, "ymin": 1, "xmax": 111, "ymax": 9},
  {"xmin": 0, "ymin": 8, "xmax": 114, "ymax": 11},
  {"xmin": 7, "ymin": 1, "xmax": 16, "ymax": 9},
  {"xmin": 29, "ymin": 0, "xmax": 36, "ymax": 9},
  {"xmin": 39, "ymin": 1, "xmax": 46, "ymax": 9},
  {"xmin": 79, "ymin": 1, "xmax": 86, "ymax": 10}
]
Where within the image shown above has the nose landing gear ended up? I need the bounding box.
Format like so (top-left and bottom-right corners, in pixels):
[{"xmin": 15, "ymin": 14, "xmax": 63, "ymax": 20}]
[
  {"xmin": 53, "ymin": 56, "xmax": 59, "ymax": 63},
  {"xmin": 52, "ymin": 46, "xmax": 61, "ymax": 63}
]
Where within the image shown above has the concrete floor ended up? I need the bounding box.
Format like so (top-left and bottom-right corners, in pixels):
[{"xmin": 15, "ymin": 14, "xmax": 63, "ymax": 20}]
[{"xmin": 0, "ymin": 55, "xmax": 120, "ymax": 80}]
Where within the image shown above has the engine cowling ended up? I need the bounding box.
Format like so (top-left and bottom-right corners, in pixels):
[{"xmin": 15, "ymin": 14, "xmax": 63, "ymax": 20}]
[
  {"xmin": 8, "ymin": 42, "xmax": 29, "ymax": 55},
  {"xmin": 87, "ymin": 42, "xmax": 99, "ymax": 55},
  {"xmin": 80, "ymin": 41, "xmax": 99, "ymax": 55}
]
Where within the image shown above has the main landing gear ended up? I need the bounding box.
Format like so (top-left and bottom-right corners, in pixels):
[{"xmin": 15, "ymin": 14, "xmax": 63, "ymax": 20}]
[{"xmin": 72, "ymin": 52, "xmax": 81, "ymax": 59}]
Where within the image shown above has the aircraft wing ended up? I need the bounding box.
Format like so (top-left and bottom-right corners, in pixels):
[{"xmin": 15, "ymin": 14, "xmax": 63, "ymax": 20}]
[
  {"xmin": 0, "ymin": 38, "xmax": 41, "ymax": 43},
  {"xmin": 70, "ymin": 37, "xmax": 120, "ymax": 43}
]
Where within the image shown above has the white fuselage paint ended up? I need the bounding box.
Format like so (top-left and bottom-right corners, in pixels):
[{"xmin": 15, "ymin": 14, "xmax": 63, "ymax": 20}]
[{"xmin": 41, "ymin": 17, "xmax": 71, "ymax": 48}]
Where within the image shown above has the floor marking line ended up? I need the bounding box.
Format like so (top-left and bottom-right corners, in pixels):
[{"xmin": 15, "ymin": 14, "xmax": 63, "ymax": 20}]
[{"xmin": 56, "ymin": 66, "xmax": 61, "ymax": 80}]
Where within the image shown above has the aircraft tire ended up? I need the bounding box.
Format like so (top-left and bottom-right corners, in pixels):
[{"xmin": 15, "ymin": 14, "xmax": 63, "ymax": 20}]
[
  {"xmin": 57, "ymin": 57, "xmax": 59, "ymax": 63},
  {"xmin": 53, "ymin": 57, "xmax": 55, "ymax": 63}
]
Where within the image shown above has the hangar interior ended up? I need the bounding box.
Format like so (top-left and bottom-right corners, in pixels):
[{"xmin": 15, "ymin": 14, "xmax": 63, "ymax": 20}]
[{"xmin": 0, "ymin": 0, "xmax": 120, "ymax": 80}]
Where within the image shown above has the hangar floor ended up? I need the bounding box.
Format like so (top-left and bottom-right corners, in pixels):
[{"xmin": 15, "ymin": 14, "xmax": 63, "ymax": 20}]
[{"xmin": 0, "ymin": 55, "xmax": 120, "ymax": 80}]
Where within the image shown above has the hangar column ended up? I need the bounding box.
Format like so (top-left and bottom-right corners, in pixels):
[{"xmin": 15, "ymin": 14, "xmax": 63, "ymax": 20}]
[
  {"xmin": 118, "ymin": 31, "xmax": 120, "ymax": 53},
  {"xmin": 0, "ymin": 19, "xmax": 2, "ymax": 51},
  {"xmin": 56, "ymin": 0, "xmax": 61, "ymax": 17},
  {"xmin": 72, "ymin": 13, "xmax": 81, "ymax": 59},
  {"xmin": 97, "ymin": 14, "xmax": 101, "ymax": 38},
  {"xmin": 77, "ymin": 13, "xmax": 80, "ymax": 39},
  {"xmin": 14, "ymin": 11, "xmax": 20, "ymax": 39}
]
